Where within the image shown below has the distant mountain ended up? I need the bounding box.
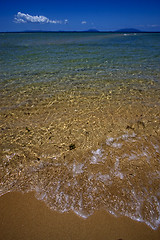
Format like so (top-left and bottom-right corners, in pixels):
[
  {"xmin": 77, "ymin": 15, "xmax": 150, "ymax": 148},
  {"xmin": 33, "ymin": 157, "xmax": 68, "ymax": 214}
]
[
  {"xmin": 20, "ymin": 29, "xmax": 100, "ymax": 33},
  {"xmin": 87, "ymin": 29, "xmax": 100, "ymax": 32},
  {"xmin": 3, "ymin": 28, "xmax": 145, "ymax": 34},
  {"xmin": 23, "ymin": 30, "xmax": 47, "ymax": 32},
  {"xmin": 115, "ymin": 28, "xmax": 141, "ymax": 33}
]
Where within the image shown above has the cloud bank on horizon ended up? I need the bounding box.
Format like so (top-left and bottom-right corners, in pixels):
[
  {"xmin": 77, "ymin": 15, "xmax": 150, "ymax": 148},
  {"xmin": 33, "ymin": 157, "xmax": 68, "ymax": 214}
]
[{"xmin": 14, "ymin": 12, "xmax": 66, "ymax": 24}]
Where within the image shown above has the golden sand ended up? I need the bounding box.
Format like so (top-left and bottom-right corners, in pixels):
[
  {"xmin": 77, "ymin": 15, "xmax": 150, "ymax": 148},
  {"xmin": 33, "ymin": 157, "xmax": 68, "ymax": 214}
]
[{"xmin": 0, "ymin": 192, "xmax": 160, "ymax": 240}]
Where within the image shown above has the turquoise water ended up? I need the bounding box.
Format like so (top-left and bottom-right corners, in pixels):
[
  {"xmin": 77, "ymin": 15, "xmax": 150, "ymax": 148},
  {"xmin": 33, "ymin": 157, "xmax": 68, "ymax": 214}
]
[
  {"xmin": 0, "ymin": 32, "xmax": 160, "ymax": 229},
  {"xmin": 0, "ymin": 33, "xmax": 160, "ymax": 97}
]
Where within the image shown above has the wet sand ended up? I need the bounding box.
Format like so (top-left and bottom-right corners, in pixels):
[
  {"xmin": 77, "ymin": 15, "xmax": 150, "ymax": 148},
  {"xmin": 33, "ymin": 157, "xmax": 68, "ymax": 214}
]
[{"xmin": 0, "ymin": 191, "xmax": 159, "ymax": 240}]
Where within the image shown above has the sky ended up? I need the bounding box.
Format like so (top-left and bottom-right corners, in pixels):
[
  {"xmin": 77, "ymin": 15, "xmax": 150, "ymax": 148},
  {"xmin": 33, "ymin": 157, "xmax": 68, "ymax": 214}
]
[{"xmin": 0, "ymin": 0, "xmax": 160, "ymax": 32}]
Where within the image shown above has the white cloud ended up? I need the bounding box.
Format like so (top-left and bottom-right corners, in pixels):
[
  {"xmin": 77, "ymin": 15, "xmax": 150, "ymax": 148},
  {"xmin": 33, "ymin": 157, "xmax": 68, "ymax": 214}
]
[
  {"xmin": 81, "ymin": 21, "xmax": 87, "ymax": 24},
  {"xmin": 137, "ymin": 24, "xmax": 160, "ymax": 28},
  {"xmin": 64, "ymin": 19, "xmax": 69, "ymax": 24},
  {"xmin": 147, "ymin": 24, "xmax": 160, "ymax": 28},
  {"xmin": 14, "ymin": 12, "xmax": 62, "ymax": 24}
]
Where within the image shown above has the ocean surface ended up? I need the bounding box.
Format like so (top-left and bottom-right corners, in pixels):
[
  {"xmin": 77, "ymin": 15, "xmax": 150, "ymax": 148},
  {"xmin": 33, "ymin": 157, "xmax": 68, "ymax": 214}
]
[{"xmin": 0, "ymin": 32, "xmax": 160, "ymax": 229}]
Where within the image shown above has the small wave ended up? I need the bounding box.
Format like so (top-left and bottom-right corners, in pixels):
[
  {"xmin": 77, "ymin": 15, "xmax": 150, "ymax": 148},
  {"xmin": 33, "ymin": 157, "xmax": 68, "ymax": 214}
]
[{"xmin": 0, "ymin": 131, "xmax": 160, "ymax": 230}]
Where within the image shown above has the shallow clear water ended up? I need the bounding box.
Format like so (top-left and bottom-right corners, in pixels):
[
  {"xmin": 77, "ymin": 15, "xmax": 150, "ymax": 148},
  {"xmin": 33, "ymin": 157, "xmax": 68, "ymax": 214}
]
[{"xmin": 0, "ymin": 32, "xmax": 160, "ymax": 229}]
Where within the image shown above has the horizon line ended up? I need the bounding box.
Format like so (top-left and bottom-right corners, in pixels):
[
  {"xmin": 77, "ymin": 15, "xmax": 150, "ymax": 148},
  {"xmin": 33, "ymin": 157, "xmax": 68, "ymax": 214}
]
[{"xmin": 1, "ymin": 30, "xmax": 160, "ymax": 33}]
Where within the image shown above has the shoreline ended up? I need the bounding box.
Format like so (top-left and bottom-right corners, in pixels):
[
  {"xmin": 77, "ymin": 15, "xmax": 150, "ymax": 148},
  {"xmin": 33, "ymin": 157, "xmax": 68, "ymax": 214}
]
[{"xmin": 0, "ymin": 191, "xmax": 159, "ymax": 240}]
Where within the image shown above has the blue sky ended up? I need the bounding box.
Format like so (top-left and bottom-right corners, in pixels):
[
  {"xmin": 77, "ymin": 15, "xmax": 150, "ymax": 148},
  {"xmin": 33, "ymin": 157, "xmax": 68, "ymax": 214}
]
[{"xmin": 0, "ymin": 0, "xmax": 160, "ymax": 32}]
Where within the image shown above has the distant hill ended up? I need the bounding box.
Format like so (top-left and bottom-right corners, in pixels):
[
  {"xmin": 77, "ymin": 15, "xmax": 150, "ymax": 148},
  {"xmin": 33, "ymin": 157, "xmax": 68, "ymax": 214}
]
[
  {"xmin": 87, "ymin": 29, "xmax": 100, "ymax": 32},
  {"xmin": 3, "ymin": 28, "xmax": 146, "ymax": 34},
  {"xmin": 20, "ymin": 29, "xmax": 100, "ymax": 33},
  {"xmin": 115, "ymin": 28, "xmax": 141, "ymax": 33}
]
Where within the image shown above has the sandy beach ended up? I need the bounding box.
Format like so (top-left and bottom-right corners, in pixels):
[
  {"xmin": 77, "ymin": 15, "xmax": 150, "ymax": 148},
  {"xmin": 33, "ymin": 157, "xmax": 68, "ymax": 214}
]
[{"xmin": 0, "ymin": 191, "xmax": 159, "ymax": 240}]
